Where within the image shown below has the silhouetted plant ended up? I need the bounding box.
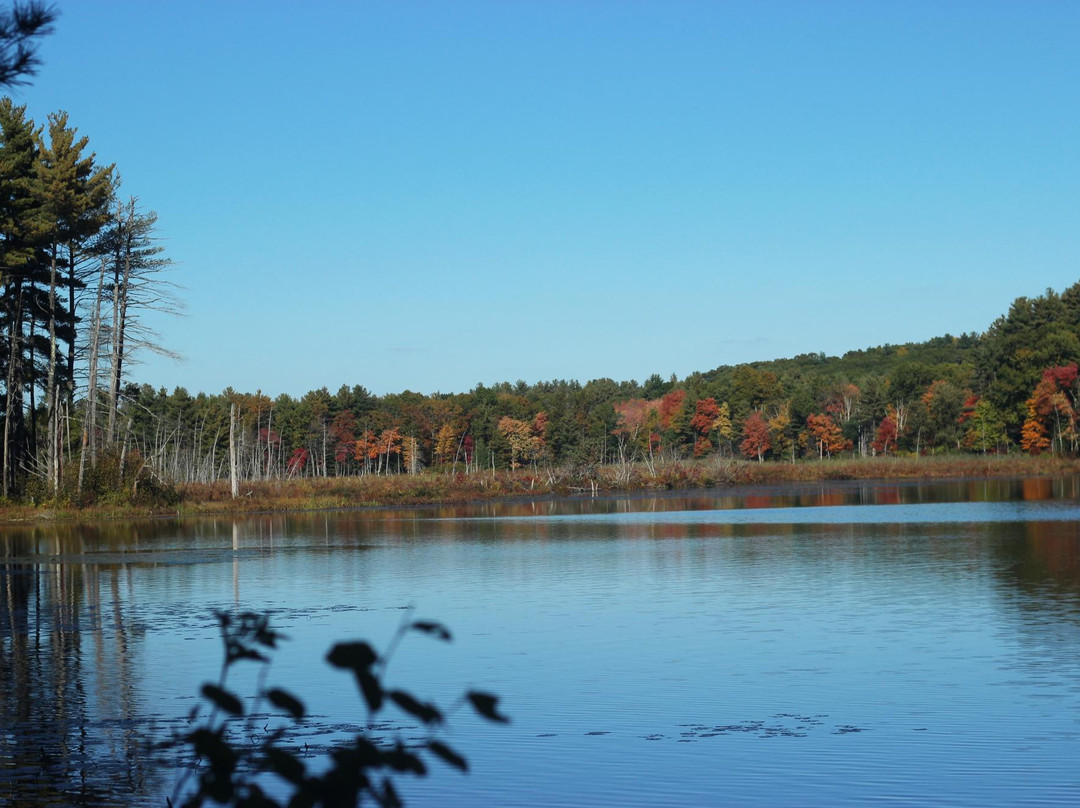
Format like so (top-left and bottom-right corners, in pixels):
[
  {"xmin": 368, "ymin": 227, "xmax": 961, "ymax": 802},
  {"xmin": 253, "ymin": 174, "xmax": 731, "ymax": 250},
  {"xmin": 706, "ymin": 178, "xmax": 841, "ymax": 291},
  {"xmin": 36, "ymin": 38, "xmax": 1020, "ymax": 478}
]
[{"xmin": 167, "ymin": 609, "xmax": 508, "ymax": 808}]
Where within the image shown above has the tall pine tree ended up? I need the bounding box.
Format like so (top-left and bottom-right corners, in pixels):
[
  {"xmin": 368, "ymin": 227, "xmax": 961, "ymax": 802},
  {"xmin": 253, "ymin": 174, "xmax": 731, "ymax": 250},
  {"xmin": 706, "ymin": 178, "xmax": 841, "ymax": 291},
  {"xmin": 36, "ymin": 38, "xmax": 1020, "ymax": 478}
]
[{"xmin": 35, "ymin": 110, "xmax": 114, "ymax": 491}]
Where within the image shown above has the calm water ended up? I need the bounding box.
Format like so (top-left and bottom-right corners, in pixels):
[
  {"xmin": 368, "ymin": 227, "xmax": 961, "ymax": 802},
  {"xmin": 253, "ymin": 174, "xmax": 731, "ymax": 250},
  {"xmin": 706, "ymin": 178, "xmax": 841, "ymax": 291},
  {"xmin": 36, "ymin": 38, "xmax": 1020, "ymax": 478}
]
[{"xmin": 3, "ymin": 477, "xmax": 1080, "ymax": 806}]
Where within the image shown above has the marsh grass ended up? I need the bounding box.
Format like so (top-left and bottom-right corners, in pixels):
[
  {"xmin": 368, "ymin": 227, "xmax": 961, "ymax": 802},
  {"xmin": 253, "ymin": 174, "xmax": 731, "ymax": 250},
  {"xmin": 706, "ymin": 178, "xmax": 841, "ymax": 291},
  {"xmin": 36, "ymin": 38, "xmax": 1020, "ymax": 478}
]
[{"xmin": 3, "ymin": 453, "xmax": 1076, "ymax": 523}]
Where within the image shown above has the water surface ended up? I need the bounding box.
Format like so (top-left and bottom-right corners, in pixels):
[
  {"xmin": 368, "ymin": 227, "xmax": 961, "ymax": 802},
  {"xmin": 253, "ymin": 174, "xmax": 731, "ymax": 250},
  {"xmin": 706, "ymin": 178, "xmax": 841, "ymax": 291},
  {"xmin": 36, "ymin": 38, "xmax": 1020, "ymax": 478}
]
[{"xmin": 2, "ymin": 477, "xmax": 1080, "ymax": 806}]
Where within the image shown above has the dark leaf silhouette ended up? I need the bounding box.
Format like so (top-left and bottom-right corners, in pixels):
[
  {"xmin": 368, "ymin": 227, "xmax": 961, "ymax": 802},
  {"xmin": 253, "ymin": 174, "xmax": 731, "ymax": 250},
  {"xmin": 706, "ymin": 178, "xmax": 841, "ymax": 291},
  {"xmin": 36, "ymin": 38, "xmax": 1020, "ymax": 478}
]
[
  {"xmin": 428, "ymin": 740, "xmax": 469, "ymax": 772},
  {"xmin": 175, "ymin": 610, "xmax": 504, "ymax": 808},
  {"xmin": 384, "ymin": 742, "xmax": 426, "ymax": 775},
  {"xmin": 264, "ymin": 746, "xmax": 306, "ymax": 784},
  {"xmin": 467, "ymin": 691, "xmax": 510, "ymax": 723},
  {"xmin": 411, "ymin": 620, "xmax": 452, "ymax": 641},
  {"xmin": 381, "ymin": 778, "xmax": 403, "ymax": 808},
  {"xmin": 327, "ymin": 641, "xmax": 378, "ymax": 671},
  {"xmin": 389, "ymin": 690, "xmax": 443, "ymax": 725},
  {"xmin": 266, "ymin": 688, "xmax": 305, "ymax": 720},
  {"xmin": 202, "ymin": 683, "xmax": 244, "ymax": 717},
  {"xmin": 357, "ymin": 669, "xmax": 384, "ymax": 713}
]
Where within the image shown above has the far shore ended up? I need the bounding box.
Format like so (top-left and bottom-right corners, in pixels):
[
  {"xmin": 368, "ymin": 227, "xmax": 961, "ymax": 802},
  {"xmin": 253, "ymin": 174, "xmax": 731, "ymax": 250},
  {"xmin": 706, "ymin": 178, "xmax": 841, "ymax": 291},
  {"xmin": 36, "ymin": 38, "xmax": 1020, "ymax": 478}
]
[{"xmin": 1, "ymin": 453, "xmax": 1077, "ymax": 526}]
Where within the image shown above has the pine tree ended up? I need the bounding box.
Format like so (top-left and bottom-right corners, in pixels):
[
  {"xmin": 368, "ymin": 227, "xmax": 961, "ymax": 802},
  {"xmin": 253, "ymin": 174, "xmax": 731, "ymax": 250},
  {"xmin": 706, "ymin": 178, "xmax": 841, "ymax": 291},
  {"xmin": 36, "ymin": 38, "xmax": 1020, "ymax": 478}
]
[
  {"xmin": 0, "ymin": 1, "xmax": 56, "ymax": 88},
  {"xmin": 35, "ymin": 110, "xmax": 114, "ymax": 491},
  {"xmin": 0, "ymin": 96, "xmax": 45, "ymax": 494}
]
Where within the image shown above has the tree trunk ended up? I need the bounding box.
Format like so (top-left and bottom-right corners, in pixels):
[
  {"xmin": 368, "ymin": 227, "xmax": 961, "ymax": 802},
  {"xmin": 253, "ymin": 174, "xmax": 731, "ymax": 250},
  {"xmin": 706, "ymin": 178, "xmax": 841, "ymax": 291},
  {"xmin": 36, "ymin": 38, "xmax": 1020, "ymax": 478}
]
[
  {"xmin": 229, "ymin": 402, "xmax": 238, "ymax": 498},
  {"xmin": 65, "ymin": 247, "xmax": 78, "ymax": 409},
  {"xmin": 3, "ymin": 280, "xmax": 25, "ymax": 497},
  {"xmin": 107, "ymin": 201, "xmax": 133, "ymax": 445},
  {"xmin": 46, "ymin": 248, "xmax": 58, "ymax": 493}
]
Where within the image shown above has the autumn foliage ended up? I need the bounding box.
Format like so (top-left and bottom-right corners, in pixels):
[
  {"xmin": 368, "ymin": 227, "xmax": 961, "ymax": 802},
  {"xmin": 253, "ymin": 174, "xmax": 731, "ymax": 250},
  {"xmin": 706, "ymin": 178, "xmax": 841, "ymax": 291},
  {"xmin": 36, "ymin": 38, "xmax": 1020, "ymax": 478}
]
[
  {"xmin": 1020, "ymin": 364, "xmax": 1078, "ymax": 455},
  {"xmin": 740, "ymin": 411, "xmax": 770, "ymax": 462},
  {"xmin": 872, "ymin": 415, "xmax": 897, "ymax": 456},
  {"xmin": 497, "ymin": 413, "xmax": 547, "ymax": 470},
  {"xmin": 806, "ymin": 413, "xmax": 850, "ymax": 458}
]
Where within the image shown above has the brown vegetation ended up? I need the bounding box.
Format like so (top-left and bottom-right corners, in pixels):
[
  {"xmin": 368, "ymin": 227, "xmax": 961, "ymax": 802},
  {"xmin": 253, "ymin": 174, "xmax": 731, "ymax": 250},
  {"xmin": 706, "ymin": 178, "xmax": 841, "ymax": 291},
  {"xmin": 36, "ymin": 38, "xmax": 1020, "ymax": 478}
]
[{"xmin": 2, "ymin": 452, "xmax": 1075, "ymax": 524}]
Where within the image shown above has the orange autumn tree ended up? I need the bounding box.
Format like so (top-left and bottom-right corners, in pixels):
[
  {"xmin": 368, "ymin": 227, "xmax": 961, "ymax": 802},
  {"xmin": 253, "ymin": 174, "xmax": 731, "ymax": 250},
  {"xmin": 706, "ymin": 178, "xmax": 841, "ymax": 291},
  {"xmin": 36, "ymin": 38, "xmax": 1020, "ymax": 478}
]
[
  {"xmin": 434, "ymin": 423, "xmax": 458, "ymax": 467},
  {"xmin": 657, "ymin": 390, "xmax": 688, "ymax": 456},
  {"xmin": 377, "ymin": 427, "xmax": 403, "ymax": 474},
  {"xmin": 402, "ymin": 435, "xmax": 421, "ymax": 474},
  {"xmin": 1021, "ymin": 364, "xmax": 1079, "ymax": 455},
  {"xmin": 353, "ymin": 429, "xmax": 378, "ymax": 474},
  {"xmin": 1019, "ymin": 403, "xmax": 1051, "ymax": 455},
  {"xmin": 806, "ymin": 413, "xmax": 850, "ymax": 459},
  {"xmin": 497, "ymin": 412, "xmax": 547, "ymax": 470}
]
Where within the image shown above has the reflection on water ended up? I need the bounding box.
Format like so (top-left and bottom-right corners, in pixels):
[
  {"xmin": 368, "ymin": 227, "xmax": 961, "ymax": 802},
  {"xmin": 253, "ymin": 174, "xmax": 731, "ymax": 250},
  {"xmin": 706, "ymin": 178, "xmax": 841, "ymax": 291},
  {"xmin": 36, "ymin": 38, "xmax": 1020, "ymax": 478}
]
[
  {"xmin": 1, "ymin": 477, "xmax": 1080, "ymax": 806},
  {"xmin": 0, "ymin": 557, "xmax": 161, "ymax": 805}
]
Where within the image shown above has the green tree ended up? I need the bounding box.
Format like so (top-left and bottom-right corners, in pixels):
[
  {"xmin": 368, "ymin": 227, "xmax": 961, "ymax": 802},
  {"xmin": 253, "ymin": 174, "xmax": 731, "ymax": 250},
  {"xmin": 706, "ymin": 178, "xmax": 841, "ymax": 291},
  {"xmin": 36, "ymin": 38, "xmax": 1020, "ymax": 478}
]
[
  {"xmin": 0, "ymin": 96, "xmax": 45, "ymax": 495},
  {"xmin": 35, "ymin": 109, "xmax": 114, "ymax": 491},
  {"xmin": 0, "ymin": 1, "xmax": 55, "ymax": 87},
  {"xmin": 963, "ymin": 397, "xmax": 1008, "ymax": 454},
  {"xmin": 976, "ymin": 287, "xmax": 1080, "ymax": 439}
]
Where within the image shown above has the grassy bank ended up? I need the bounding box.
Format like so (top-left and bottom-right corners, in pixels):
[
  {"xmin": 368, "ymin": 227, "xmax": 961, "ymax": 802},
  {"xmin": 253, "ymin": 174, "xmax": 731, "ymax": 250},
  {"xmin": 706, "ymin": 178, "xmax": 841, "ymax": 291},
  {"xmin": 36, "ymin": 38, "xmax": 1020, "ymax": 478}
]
[{"xmin": 2, "ymin": 453, "xmax": 1076, "ymax": 524}]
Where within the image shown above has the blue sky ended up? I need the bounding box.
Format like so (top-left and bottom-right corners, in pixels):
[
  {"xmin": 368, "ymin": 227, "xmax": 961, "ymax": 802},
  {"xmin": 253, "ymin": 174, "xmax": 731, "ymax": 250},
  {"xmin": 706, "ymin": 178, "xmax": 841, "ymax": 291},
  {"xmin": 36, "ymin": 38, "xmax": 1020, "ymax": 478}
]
[{"xmin": 16, "ymin": 1, "xmax": 1080, "ymax": 397}]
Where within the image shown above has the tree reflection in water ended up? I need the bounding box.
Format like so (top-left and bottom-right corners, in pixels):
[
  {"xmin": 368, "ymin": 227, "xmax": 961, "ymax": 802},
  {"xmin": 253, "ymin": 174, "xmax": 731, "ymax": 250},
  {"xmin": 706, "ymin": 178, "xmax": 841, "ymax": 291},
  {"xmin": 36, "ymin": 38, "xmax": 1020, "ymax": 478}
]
[{"xmin": 1, "ymin": 536, "xmax": 162, "ymax": 806}]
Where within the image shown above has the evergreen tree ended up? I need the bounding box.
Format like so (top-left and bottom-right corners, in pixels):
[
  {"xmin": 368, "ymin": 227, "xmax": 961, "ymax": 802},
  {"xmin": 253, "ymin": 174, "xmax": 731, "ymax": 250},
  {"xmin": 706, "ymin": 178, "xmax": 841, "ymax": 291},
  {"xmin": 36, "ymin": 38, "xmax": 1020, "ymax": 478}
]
[
  {"xmin": 0, "ymin": 1, "xmax": 55, "ymax": 88},
  {"xmin": 0, "ymin": 96, "xmax": 45, "ymax": 494},
  {"xmin": 35, "ymin": 110, "xmax": 114, "ymax": 490}
]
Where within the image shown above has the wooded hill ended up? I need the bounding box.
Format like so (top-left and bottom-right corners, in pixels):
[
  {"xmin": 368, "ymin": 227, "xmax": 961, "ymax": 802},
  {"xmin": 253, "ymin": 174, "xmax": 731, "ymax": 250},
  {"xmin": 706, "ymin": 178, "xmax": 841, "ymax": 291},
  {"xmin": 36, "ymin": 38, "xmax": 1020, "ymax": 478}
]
[
  {"xmin": 2, "ymin": 84, "xmax": 1078, "ymax": 501},
  {"xmin": 102, "ymin": 281, "xmax": 1080, "ymax": 496}
]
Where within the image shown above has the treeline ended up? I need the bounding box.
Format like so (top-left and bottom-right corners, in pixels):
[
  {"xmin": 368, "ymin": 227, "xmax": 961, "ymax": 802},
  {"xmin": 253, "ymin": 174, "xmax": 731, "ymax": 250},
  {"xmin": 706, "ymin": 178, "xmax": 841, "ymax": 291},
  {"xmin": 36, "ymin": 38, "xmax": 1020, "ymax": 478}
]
[
  {"xmin": 84, "ymin": 281, "xmax": 1078, "ymax": 496},
  {"xmin": 0, "ymin": 97, "xmax": 176, "ymax": 502},
  {"xmin": 3, "ymin": 78, "xmax": 1079, "ymax": 503}
]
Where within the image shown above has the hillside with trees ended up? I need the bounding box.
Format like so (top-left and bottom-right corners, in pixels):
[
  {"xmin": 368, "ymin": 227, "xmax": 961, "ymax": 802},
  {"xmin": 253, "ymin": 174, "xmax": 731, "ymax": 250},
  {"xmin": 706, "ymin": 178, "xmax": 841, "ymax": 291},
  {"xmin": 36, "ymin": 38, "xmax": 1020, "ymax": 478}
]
[
  {"xmin": 1, "ymin": 4, "xmax": 1077, "ymax": 509},
  {"xmin": 1, "ymin": 96, "xmax": 1078, "ymax": 508},
  {"xmin": 1, "ymin": 89, "xmax": 1077, "ymax": 508},
  {"xmin": 3, "ymin": 279, "xmax": 1072, "ymax": 508}
]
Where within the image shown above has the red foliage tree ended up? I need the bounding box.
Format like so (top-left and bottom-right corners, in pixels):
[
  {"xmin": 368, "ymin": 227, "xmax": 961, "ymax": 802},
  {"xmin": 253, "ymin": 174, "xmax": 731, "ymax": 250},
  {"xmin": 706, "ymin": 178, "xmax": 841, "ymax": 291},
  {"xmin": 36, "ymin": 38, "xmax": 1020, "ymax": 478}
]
[
  {"xmin": 740, "ymin": 411, "xmax": 771, "ymax": 462},
  {"xmin": 872, "ymin": 415, "xmax": 897, "ymax": 456},
  {"xmin": 659, "ymin": 390, "xmax": 687, "ymax": 431},
  {"xmin": 1021, "ymin": 364, "xmax": 1078, "ymax": 454},
  {"xmin": 690, "ymin": 397, "xmax": 721, "ymax": 457},
  {"xmin": 656, "ymin": 390, "xmax": 689, "ymax": 455},
  {"xmin": 612, "ymin": 398, "xmax": 660, "ymax": 462},
  {"xmin": 286, "ymin": 447, "xmax": 309, "ymax": 476},
  {"xmin": 330, "ymin": 411, "xmax": 358, "ymax": 466}
]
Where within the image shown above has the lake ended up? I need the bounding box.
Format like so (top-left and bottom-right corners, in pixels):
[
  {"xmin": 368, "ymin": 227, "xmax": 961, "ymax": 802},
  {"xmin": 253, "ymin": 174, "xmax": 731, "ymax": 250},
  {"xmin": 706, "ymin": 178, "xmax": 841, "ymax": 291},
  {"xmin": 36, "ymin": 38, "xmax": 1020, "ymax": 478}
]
[{"xmin": 2, "ymin": 476, "xmax": 1080, "ymax": 806}]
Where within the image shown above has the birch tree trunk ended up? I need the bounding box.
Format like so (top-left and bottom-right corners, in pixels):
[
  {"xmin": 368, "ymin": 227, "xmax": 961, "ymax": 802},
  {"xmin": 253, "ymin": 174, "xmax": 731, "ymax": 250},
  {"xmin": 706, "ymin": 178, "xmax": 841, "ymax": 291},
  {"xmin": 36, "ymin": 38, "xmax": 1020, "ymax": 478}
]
[
  {"xmin": 2, "ymin": 279, "xmax": 26, "ymax": 497},
  {"xmin": 229, "ymin": 402, "xmax": 238, "ymax": 498}
]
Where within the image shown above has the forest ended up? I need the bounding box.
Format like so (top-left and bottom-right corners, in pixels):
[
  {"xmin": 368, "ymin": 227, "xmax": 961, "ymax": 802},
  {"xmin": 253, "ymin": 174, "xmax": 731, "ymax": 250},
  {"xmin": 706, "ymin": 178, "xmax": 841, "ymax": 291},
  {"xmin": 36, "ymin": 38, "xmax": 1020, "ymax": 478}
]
[
  {"xmin": 3, "ymin": 88, "xmax": 1080, "ymax": 507},
  {"xmin": 0, "ymin": 93, "xmax": 175, "ymax": 504},
  {"xmin": 107, "ymin": 280, "xmax": 1079, "ymax": 493},
  {"xmin": 2, "ymin": 6, "xmax": 1079, "ymax": 510}
]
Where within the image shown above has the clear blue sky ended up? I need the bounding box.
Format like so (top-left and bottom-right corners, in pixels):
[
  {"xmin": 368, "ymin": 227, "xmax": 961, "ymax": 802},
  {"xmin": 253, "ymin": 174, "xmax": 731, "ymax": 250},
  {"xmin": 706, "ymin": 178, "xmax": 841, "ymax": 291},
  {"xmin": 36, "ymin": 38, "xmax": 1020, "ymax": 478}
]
[{"xmin": 16, "ymin": 1, "xmax": 1080, "ymax": 397}]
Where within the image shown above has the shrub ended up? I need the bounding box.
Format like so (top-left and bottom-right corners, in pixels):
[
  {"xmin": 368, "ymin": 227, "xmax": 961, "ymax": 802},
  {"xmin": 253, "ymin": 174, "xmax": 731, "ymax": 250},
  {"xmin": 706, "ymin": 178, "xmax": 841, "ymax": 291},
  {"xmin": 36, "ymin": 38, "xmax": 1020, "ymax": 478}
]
[{"xmin": 167, "ymin": 609, "xmax": 507, "ymax": 808}]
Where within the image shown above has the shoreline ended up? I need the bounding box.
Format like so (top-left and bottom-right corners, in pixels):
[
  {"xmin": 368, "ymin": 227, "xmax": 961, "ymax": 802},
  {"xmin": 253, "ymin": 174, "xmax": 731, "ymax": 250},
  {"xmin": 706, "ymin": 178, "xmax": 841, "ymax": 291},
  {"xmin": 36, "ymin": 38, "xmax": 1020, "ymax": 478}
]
[{"xmin": 1, "ymin": 453, "xmax": 1077, "ymax": 526}]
